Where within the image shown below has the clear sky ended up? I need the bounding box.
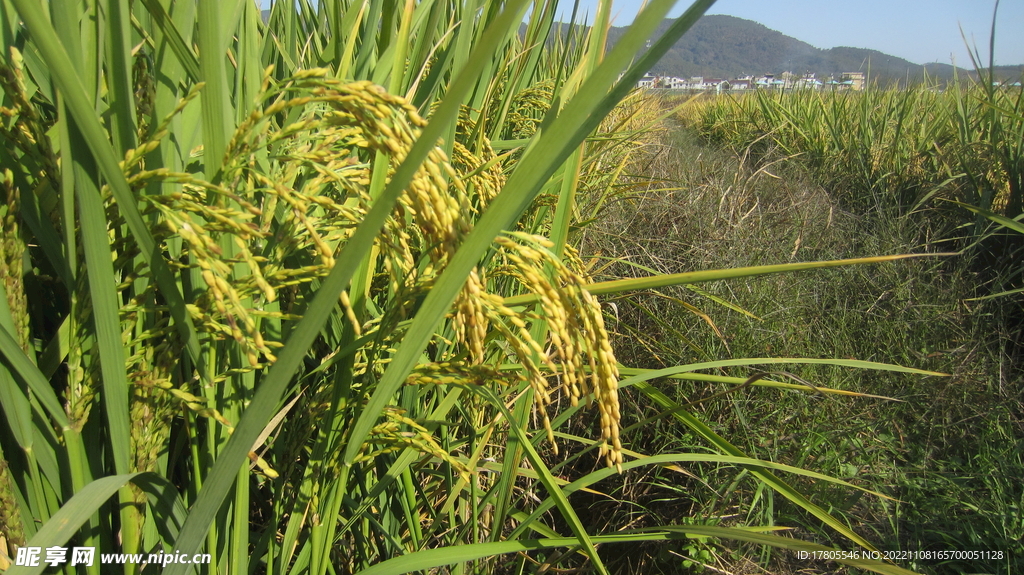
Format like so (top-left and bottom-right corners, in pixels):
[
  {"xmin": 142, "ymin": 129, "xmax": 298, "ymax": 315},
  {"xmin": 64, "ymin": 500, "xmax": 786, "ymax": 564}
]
[{"xmin": 554, "ymin": 0, "xmax": 1024, "ymax": 66}]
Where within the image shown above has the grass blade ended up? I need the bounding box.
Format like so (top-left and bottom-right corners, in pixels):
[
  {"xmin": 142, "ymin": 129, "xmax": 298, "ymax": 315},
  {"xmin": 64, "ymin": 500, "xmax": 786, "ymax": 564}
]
[
  {"xmin": 355, "ymin": 528, "xmax": 920, "ymax": 575},
  {"xmin": 470, "ymin": 385, "xmax": 609, "ymax": 574},
  {"xmin": 10, "ymin": 0, "xmax": 208, "ymax": 380},
  {"xmin": 137, "ymin": 0, "xmax": 202, "ymax": 83},
  {"xmin": 505, "ymin": 254, "xmax": 950, "ymax": 306},
  {"xmin": 633, "ymin": 381, "xmax": 882, "ymax": 552},
  {"xmin": 3, "ymin": 473, "xmax": 188, "ymax": 575}
]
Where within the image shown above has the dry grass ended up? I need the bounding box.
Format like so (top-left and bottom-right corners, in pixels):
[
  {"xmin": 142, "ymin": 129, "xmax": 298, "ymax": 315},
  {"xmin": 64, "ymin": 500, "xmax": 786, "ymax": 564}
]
[{"xmin": 580, "ymin": 108, "xmax": 1020, "ymax": 575}]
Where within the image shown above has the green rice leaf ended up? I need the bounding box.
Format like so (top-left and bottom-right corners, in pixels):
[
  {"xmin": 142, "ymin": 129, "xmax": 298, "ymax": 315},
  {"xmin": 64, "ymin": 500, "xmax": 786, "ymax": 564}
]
[
  {"xmin": 0, "ymin": 323, "xmax": 69, "ymax": 429},
  {"xmin": 617, "ymin": 358, "xmax": 947, "ymax": 385},
  {"xmin": 469, "ymin": 385, "xmax": 608, "ymax": 574},
  {"xmin": 10, "ymin": 0, "xmax": 208, "ymax": 381},
  {"xmin": 164, "ymin": 4, "xmax": 538, "ymax": 571},
  {"xmin": 99, "ymin": 0, "xmax": 137, "ymax": 155},
  {"xmin": 76, "ymin": 177, "xmax": 131, "ymax": 476},
  {"xmin": 137, "ymin": 0, "xmax": 202, "ymax": 82},
  {"xmin": 950, "ymin": 200, "xmax": 1024, "ymax": 234},
  {"xmin": 196, "ymin": 0, "xmax": 234, "ymax": 179},
  {"xmin": 509, "ymin": 452, "xmax": 894, "ymax": 543},
  {"xmin": 505, "ymin": 254, "xmax": 948, "ymax": 306},
  {"xmin": 3, "ymin": 473, "xmax": 188, "ymax": 575},
  {"xmin": 633, "ymin": 381, "xmax": 882, "ymax": 552},
  {"xmin": 355, "ymin": 527, "xmax": 920, "ymax": 575}
]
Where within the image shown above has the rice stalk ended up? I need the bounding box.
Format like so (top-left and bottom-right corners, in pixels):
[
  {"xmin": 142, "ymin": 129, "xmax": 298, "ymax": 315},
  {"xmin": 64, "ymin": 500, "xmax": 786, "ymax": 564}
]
[{"xmin": 0, "ymin": 1, "xmax": 937, "ymax": 573}]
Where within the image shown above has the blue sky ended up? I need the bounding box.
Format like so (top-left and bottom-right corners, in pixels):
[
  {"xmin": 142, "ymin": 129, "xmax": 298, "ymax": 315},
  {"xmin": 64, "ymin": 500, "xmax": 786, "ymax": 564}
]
[{"xmin": 554, "ymin": 0, "xmax": 1024, "ymax": 66}]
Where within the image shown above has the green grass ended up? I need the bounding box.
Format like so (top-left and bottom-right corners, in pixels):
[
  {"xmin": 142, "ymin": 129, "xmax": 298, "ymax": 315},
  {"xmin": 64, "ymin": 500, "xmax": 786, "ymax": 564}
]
[{"xmin": 583, "ymin": 124, "xmax": 1022, "ymax": 574}]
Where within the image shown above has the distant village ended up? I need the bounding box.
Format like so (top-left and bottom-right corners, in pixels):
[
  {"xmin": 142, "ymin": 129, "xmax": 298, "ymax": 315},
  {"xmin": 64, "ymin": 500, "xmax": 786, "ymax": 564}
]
[
  {"xmin": 638, "ymin": 71, "xmax": 1023, "ymax": 92},
  {"xmin": 638, "ymin": 71, "xmax": 866, "ymax": 92}
]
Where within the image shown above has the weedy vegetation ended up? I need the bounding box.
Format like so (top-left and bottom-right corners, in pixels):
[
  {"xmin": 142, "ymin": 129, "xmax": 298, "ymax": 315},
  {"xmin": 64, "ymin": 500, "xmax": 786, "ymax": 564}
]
[
  {"xmin": 0, "ymin": 0, "xmax": 977, "ymax": 574},
  {"xmin": 662, "ymin": 62, "xmax": 1023, "ymax": 573}
]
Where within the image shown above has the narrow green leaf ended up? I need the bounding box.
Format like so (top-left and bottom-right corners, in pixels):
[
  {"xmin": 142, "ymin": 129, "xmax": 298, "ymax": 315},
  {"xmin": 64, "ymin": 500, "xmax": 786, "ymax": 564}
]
[
  {"xmin": 76, "ymin": 175, "xmax": 131, "ymax": 476},
  {"xmin": 0, "ymin": 282, "xmax": 33, "ymax": 445},
  {"xmin": 470, "ymin": 385, "xmax": 608, "ymax": 574},
  {"xmin": 633, "ymin": 381, "xmax": 881, "ymax": 552},
  {"xmin": 11, "ymin": 0, "xmax": 209, "ymax": 381},
  {"xmin": 196, "ymin": 0, "xmax": 234, "ymax": 179},
  {"xmin": 164, "ymin": 5, "xmax": 539, "ymax": 571},
  {"xmin": 100, "ymin": 0, "xmax": 138, "ymax": 155},
  {"xmin": 137, "ymin": 0, "xmax": 202, "ymax": 82},
  {"xmin": 510, "ymin": 452, "xmax": 893, "ymax": 543},
  {"xmin": 616, "ymin": 358, "xmax": 947, "ymax": 385},
  {"xmin": 76, "ymin": 152, "xmax": 139, "ymax": 563},
  {"xmin": 950, "ymin": 200, "xmax": 1024, "ymax": 234},
  {"xmin": 3, "ymin": 473, "xmax": 188, "ymax": 575},
  {"xmin": 355, "ymin": 527, "xmax": 920, "ymax": 575},
  {"xmin": 615, "ymin": 368, "xmax": 903, "ymax": 400},
  {"xmin": 0, "ymin": 323, "xmax": 69, "ymax": 429},
  {"xmin": 505, "ymin": 254, "xmax": 949, "ymax": 306}
]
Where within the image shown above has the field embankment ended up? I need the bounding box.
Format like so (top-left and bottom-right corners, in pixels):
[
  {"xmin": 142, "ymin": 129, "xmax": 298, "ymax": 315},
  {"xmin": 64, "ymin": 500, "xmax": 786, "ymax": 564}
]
[{"xmin": 577, "ymin": 92, "xmax": 1022, "ymax": 573}]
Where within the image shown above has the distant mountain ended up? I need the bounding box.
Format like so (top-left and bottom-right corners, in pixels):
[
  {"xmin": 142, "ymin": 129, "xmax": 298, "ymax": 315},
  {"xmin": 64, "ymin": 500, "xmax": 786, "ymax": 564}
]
[
  {"xmin": 606, "ymin": 15, "xmax": 1023, "ymax": 85},
  {"xmin": 257, "ymin": 10, "xmax": 1021, "ymax": 85}
]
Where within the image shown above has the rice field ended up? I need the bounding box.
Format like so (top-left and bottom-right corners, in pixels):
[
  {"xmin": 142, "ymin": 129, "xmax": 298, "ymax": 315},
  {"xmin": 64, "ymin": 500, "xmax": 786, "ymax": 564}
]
[
  {"xmin": 0, "ymin": 1, "xmax": 1000, "ymax": 574},
  {"xmin": 679, "ymin": 80, "xmax": 1024, "ymax": 232}
]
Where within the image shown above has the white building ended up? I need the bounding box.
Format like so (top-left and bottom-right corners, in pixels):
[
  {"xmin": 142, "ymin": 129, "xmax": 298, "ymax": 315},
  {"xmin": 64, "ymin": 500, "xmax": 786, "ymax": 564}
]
[{"xmin": 794, "ymin": 74, "xmax": 822, "ymax": 90}]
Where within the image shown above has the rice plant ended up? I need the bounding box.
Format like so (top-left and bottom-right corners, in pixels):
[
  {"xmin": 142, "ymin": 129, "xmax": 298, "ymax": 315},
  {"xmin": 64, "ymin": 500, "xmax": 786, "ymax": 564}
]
[
  {"xmin": 682, "ymin": 78, "xmax": 1024, "ymax": 223},
  {"xmin": 0, "ymin": 1, "xmax": 934, "ymax": 574}
]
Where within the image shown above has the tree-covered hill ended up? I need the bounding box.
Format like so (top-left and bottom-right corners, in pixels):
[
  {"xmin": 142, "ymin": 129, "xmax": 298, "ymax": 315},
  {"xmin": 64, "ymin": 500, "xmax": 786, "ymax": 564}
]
[{"xmin": 605, "ymin": 14, "xmax": 1023, "ymax": 85}]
